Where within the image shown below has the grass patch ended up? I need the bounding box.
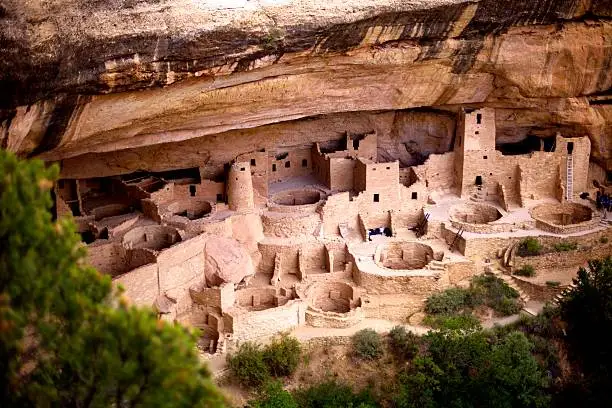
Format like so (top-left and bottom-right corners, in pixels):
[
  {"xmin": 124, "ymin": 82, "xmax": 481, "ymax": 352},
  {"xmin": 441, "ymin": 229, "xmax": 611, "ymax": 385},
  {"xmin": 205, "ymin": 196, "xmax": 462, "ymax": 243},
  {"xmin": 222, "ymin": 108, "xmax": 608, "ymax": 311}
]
[
  {"xmin": 514, "ymin": 265, "xmax": 536, "ymax": 277},
  {"xmin": 423, "ymin": 276, "xmax": 523, "ymax": 329},
  {"xmin": 517, "ymin": 238, "xmax": 542, "ymax": 257},
  {"xmin": 552, "ymin": 241, "xmax": 578, "ymax": 252},
  {"xmin": 423, "ymin": 313, "xmax": 482, "ymax": 330}
]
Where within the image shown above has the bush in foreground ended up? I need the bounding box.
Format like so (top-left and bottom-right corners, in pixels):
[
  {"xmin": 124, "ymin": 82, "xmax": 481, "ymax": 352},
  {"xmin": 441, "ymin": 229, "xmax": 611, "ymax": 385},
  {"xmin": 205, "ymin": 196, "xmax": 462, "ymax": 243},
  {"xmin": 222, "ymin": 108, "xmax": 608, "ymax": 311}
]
[
  {"xmin": 388, "ymin": 326, "xmax": 419, "ymax": 361},
  {"xmin": 294, "ymin": 379, "xmax": 378, "ymax": 408},
  {"xmin": 514, "ymin": 264, "xmax": 536, "ymax": 277},
  {"xmin": 352, "ymin": 329, "xmax": 383, "ymax": 360},
  {"xmin": 248, "ymin": 381, "xmax": 298, "ymax": 408},
  {"xmin": 227, "ymin": 342, "xmax": 270, "ymax": 387},
  {"xmin": 518, "ymin": 238, "xmax": 542, "ymax": 256},
  {"xmin": 424, "ymin": 287, "xmax": 470, "ymax": 315},
  {"xmin": 263, "ymin": 334, "xmax": 302, "ymax": 377}
]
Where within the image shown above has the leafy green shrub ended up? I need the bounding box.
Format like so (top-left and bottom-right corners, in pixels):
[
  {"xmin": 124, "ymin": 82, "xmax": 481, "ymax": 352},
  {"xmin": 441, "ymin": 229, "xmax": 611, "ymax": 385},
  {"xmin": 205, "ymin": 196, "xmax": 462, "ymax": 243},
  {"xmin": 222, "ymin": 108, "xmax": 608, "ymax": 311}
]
[
  {"xmin": 423, "ymin": 313, "xmax": 482, "ymax": 331},
  {"xmin": 517, "ymin": 238, "xmax": 542, "ymax": 256},
  {"xmin": 425, "ymin": 287, "xmax": 470, "ymax": 315},
  {"xmin": 227, "ymin": 342, "xmax": 270, "ymax": 387},
  {"xmin": 249, "ymin": 381, "xmax": 298, "ymax": 408},
  {"xmin": 546, "ymin": 281, "xmax": 560, "ymax": 287},
  {"xmin": 471, "ymin": 275, "xmax": 521, "ymax": 316},
  {"xmin": 553, "ymin": 241, "xmax": 578, "ymax": 252},
  {"xmin": 263, "ymin": 334, "xmax": 301, "ymax": 377},
  {"xmin": 599, "ymin": 236, "xmax": 609, "ymax": 244},
  {"xmin": 388, "ymin": 326, "xmax": 419, "ymax": 360},
  {"xmin": 352, "ymin": 329, "xmax": 383, "ymax": 360},
  {"xmin": 514, "ymin": 265, "xmax": 536, "ymax": 277},
  {"xmin": 294, "ymin": 379, "xmax": 378, "ymax": 408}
]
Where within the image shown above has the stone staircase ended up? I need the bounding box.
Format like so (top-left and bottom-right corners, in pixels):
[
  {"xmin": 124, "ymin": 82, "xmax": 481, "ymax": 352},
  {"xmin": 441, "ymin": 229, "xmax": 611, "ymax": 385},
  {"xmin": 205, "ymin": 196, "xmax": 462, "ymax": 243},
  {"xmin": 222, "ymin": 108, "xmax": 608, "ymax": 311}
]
[
  {"xmin": 552, "ymin": 281, "xmax": 578, "ymax": 305},
  {"xmin": 485, "ymin": 265, "xmax": 530, "ymax": 303},
  {"xmin": 598, "ymin": 217, "xmax": 612, "ymax": 228}
]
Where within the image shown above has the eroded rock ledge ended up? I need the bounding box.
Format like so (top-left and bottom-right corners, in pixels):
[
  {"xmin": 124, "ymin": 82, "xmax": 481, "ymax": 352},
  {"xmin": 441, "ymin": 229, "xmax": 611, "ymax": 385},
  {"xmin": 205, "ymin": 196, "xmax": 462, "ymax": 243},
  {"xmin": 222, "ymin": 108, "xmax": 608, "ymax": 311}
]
[{"xmin": 0, "ymin": 0, "xmax": 611, "ymax": 171}]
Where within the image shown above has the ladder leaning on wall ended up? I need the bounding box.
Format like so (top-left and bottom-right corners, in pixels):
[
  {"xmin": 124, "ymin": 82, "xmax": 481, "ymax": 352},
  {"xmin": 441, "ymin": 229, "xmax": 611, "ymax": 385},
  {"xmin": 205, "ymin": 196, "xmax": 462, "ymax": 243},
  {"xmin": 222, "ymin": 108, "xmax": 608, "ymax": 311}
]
[{"xmin": 566, "ymin": 153, "xmax": 573, "ymax": 202}]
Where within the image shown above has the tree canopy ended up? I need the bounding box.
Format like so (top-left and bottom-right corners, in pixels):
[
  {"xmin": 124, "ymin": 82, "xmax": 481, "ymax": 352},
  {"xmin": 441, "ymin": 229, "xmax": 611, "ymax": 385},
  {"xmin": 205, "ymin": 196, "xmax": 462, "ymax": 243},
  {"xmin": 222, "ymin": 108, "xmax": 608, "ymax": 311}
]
[{"xmin": 0, "ymin": 150, "xmax": 225, "ymax": 407}]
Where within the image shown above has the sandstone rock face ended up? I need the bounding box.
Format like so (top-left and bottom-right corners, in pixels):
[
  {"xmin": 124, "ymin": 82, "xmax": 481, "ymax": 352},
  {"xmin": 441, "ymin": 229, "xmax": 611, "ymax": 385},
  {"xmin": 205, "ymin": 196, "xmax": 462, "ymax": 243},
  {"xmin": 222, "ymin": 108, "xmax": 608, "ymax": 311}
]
[
  {"xmin": 0, "ymin": 0, "xmax": 611, "ymax": 171},
  {"xmin": 204, "ymin": 237, "xmax": 254, "ymax": 287}
]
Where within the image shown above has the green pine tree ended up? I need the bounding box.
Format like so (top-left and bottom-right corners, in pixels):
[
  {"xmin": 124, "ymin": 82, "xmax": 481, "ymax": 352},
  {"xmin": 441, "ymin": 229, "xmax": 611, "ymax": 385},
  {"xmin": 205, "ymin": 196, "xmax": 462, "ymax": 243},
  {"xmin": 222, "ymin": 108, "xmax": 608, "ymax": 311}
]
[{"xmin": 0, "ymin": 150, "xmax": 225, "ymax": 407}]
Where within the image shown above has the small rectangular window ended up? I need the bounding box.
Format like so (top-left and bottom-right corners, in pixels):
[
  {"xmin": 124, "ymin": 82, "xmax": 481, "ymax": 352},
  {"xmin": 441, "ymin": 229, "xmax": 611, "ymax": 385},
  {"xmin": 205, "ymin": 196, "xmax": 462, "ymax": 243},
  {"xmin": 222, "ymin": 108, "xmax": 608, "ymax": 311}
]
[
  {"xmin": 272, "ymin": 164, "xmax": 277, "ymax": 172},
  {"xmin": 411, "ymin": 192, "xmax": 418, "ymax": 200},
  {"xmin": 302, "ymin": 159, "xmax": 308, "ymax": 167},
  {"xmin": 189, "ymin": 185, "xmax": 196, "ymax": 197},
  {"xmin": 240, "ymin": 167, "xmax": 245, "ymax": 171},
  {"xmin": 475, "ymin": 131, "xmax": 479, "ymax": 135},
  {"xmin": 285, "ymin": 161, "xmax": 291, "ymax": 168},
  {"xmin": 373, "ymin": 194, "xmax": 380, "ymax": 203},
  {"xmin": 386, "ymin": 166, "xmax": 390, "ymax": 170},
  {"xmin": 250, "ymin": 158, "xmax": 256, "ymax": 166},
  {"xmin": 476, "ymin": 113, "xmax": 482, "ymax": 124},
  {"xmin": 483, "ymin": 155, "xmax": 488, "ymax": 159},
  {"xmin": 216, "ymin": 193, "xmax": 223, "ymax": 202}
]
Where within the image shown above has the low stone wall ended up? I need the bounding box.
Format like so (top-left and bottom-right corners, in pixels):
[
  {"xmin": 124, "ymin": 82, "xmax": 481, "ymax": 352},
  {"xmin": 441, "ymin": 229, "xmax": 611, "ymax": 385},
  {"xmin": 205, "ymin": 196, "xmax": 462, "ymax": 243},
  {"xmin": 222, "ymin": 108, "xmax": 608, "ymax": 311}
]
[
  {"xmin": 228, "ymin": 300, "xmax": 307, "ymax": 341},
  {"xmin": 361, "ymin": 294, "xmax": 425, "ymax": 321},
  {"xmin": 530, "ymin": 202, "xmax": 597, "ymax": 234},
  {"xmin": 511, "ymin": 276, "xmax": 564, "ymax": 302},
  {"xmin": 353, "ymin": 266, "xmax": 442, "ymax": 296},
  {"xmin": 305, "ymin": 305, "xmax": 365, "ymax": 328},
  {"xmin": 514, "ymin": 241, "xmax": 612, "ymax": 272},
  {"xmin": 262, "ymin": 212, "xmax": 321, "ymax": 238}
]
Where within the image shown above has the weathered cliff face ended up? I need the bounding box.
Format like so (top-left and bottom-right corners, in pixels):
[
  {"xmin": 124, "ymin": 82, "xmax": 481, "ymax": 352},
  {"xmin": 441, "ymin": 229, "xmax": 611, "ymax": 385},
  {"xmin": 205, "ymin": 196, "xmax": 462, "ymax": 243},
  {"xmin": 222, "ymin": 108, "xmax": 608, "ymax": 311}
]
[{"xmin": 0, "ymin": 0, "xmax": 611, "ymax": 174}]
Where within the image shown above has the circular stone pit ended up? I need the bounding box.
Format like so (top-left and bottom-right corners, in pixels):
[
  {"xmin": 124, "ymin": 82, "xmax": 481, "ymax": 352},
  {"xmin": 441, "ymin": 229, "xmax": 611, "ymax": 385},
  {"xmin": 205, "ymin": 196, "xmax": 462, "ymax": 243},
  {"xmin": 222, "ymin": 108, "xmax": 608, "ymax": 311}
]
[
  {"xmin": 530, "ymin": 202, "xmax": 594, "ymax": 233},
  {"xmin": 271, "ymin": 189, "xmax": 321, "ymax": 206},
  {"xmin": 167, "ymin": 199, "xmax": 212, "ymax": 220},
  {"xmin": 449, "ymin": 202, "xmax": 502, "ymax": 224},
  {"xmin": 375, "ymin": 241, "xmax": 434, "ymax": 270},
  {"xmin": 122, "ymin": 225, "xmax": 182, "ymax": 251}
]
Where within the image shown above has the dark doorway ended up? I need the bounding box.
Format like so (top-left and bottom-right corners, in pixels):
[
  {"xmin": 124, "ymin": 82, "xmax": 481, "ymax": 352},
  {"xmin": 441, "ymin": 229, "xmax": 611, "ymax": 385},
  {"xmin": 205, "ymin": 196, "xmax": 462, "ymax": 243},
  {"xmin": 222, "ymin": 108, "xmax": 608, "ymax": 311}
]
[
  {"xmin": 189, "ymin": 185, "xmax": 196, "ymax": 196},
  {"xmin": 475, "ymin": 176, "xmax": 483, "ymax": 186},
  {"xmin": 373, "ymin": 194, "xmax": 380, "ymax": 202},
  {"xmin": 567, "ymin": 142, "xmax": 574, "ymax": 155}
]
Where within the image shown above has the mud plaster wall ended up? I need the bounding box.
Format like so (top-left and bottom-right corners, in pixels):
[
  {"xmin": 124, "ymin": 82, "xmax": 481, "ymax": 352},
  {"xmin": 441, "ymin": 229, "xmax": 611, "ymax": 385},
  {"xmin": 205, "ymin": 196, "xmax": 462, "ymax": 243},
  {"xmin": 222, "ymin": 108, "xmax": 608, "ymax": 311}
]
[
  {"xmin": 114, "ymin": 263, "xmax": 159, "ymax": 307},
  {"xmin": 190, "ymin": 283, "xmax": 235, "ymax": 313},
  {"xmin": 412, "ymin": 152, "xmax": 456, "ymax": 191},
  {"xmin": 311, "ymin": 150, "xmax": 329, "ymax": 189},
  {"xmin": 329, "ymin": 158, "xmax": 355, "ymax": 192},
  {"xmin": 300, "ymin": 243, "xmax": 327, "ymax": 273},
  {"xmin": 361, "ymin": 294, "xmax": 426, "ymax": 321},
  {"xmin": 258, "ymin": 242, "xmax": 299, "ymax": 275},
  {"xmin": 236, "ymin": 150, "xmax": 269, "ymax": 200},
  {"xmin": 321, "ymin": 192, "xmax": 360, "ymax": 236},
  {"xmin": 268, "ymin": 148, "xmax": 312, "ymax": 183},
  {"xmin": 262, "ymin": 213, "xmax": 321, "ymax": 238},
  {"xmin": 353, "ymin": 267, "xmax": 443, "ymax": 296},
  {"xmin": 228, "ymin": 300, "xmax": 306, "ymax": 341},
  {"xmin": 228, "ymin": 162, "xmax": 254, "ymax": 211}
]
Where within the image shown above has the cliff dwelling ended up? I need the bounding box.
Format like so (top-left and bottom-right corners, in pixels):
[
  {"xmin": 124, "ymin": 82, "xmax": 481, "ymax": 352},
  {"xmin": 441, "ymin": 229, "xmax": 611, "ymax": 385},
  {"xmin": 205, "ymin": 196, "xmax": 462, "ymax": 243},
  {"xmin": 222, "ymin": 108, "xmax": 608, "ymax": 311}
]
[
  {"xmin": 44, "ymin": 107, "xmax": 611, "ymax": 352},
  {"xmin": 1, "ymin": 0, "xmax": 611, "ymax": 359}
]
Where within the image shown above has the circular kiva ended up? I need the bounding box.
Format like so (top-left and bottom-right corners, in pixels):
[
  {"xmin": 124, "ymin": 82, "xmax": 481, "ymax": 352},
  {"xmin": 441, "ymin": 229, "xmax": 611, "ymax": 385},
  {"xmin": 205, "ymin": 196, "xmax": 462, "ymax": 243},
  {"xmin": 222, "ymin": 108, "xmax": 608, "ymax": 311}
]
[
  {"xmin": 531, "ymin": 202, "xmax": 592, "ymax": 226},
  {"xmin": 271, "ymin": 189, "xmax": 321, "ymax": 206},
  {"xmin": 122, "ymin": 225, "xmax": 182, "ymax": 251},
  {"xmin": 449, "ymin": 202, "xmax": 502, "ymax": 224},
  {"xmin": 167, "ymin": 199, "xmax": 212, "ymax": 220}
]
